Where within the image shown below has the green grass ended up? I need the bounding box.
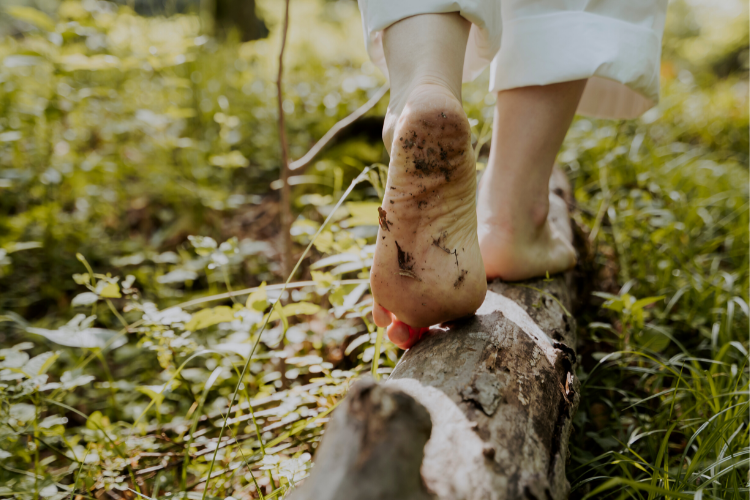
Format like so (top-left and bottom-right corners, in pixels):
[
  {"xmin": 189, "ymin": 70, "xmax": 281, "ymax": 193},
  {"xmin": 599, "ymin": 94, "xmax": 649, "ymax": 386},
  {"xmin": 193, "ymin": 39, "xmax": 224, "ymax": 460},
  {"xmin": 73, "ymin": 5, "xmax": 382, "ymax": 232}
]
[
  {"xmin": 0, "ymin": 0, "xmax": 747, "ymax": 499},
  {"xmin": 565, "ymin": 75, "xmax": 749, "ymax": 499}
]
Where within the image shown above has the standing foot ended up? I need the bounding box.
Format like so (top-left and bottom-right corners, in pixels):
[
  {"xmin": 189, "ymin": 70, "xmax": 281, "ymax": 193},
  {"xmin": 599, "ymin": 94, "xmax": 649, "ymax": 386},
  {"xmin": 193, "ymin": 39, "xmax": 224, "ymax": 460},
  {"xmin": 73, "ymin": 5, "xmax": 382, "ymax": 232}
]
[{"xmin": 478, "ymin": 165, "xmax": 576, "ymax": 281}]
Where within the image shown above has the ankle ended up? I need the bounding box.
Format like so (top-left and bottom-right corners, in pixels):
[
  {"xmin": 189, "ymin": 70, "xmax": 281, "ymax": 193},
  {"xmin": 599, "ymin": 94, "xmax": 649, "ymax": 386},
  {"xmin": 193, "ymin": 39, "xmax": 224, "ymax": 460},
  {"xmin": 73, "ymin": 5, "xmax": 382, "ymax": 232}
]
[
  {"xmin": 479, "ymin": 186, "xmax": 551, "ymax": 236},
  {"xmin": 528, "ymin": 198, "xmax": 550, "ymax": 229}
]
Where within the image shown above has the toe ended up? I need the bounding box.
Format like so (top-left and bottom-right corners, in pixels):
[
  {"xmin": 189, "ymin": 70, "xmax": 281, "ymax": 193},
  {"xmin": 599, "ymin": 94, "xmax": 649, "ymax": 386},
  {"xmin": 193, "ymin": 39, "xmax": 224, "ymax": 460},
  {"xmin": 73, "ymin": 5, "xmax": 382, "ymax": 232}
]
[
  {"xmin": 387, "ymin": 320, "xmax": 410, "ymax": 347},
  {"xmin": 387, "ymin": 319, "xmax": 429, "ymax": 350},
  {"xmin": 373, "ymin": 302, "xmax": 393, "ymax": 328}
]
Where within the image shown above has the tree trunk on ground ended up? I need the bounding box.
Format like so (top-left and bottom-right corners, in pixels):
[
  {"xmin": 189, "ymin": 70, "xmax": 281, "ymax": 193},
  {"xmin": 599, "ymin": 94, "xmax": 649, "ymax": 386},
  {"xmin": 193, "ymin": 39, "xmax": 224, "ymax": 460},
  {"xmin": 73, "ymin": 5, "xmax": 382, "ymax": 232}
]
[{"xmin": 291, "ymin": 172, "xmax": 585, "ymax": 500}]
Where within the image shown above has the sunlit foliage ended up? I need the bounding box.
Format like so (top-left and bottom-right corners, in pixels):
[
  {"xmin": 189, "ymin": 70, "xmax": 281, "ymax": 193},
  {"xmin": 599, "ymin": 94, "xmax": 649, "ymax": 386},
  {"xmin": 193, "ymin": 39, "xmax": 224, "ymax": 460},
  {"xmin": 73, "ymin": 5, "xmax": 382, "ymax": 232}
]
[{"xmin": 0, "ymin": 0, "xmax": 747, "ymax": 499}]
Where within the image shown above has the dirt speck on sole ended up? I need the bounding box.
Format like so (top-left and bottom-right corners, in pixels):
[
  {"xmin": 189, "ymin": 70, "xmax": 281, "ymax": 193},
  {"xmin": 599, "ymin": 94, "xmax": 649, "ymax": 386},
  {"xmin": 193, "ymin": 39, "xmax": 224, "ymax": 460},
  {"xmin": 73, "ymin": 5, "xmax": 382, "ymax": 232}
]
[
  {"xmin": 395, "ymin": 241, "xmax": 421, "ymax": 281},
  {"xmin": 395, "ymin": 240, "xmax": 413, "ymax": 271},
  {"xmin": 378, "ymin": 207, "xmax": 392, "ymax": 232},
  {"xmin": 453, "ymin": 269, "xmax": 468, "ymax": 288}
]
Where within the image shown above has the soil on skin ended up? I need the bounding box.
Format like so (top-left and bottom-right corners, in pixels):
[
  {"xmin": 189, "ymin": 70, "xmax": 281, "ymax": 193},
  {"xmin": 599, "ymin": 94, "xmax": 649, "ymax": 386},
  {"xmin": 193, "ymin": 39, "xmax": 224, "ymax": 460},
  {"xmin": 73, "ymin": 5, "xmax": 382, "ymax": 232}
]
[
  {"xmin": 395, "ymin": 240, "xmax": 414, "ymax": 272},
  {"xmin": 453, "ymin": 269, "xmax": 468, "ymax": 288},
  {"xmin": 387, "ymin": 111, "xmax": 472, "ymax": 285},
  {"xmin": 394, "ymin": 240, "xmax": 421, "ymax": 281},
  {"xmin": 399, "ymin": 112, "xmax": 462, "ymax": 182},
  {"xmin": 378, "ymin": 206, "xmax": 392, "ymax": 232}
]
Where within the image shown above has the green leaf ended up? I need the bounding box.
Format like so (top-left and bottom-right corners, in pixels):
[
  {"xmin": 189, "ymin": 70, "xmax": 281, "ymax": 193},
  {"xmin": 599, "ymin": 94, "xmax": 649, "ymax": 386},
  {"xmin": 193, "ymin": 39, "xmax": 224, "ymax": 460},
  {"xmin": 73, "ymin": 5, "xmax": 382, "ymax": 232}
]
[
  {"xmin": 582, "ymin": 477, "xmax": 693, "ymax": 499},
  {"xmin": 209, "ymin": 151, "xmax": 248, "ymax": 168},
  {"xmin": 6, "ymin": 241, "xmax": 43, "ymax": 253},
  {"xmin": 365, "ymin": 168, "xmax": 383, "ymax": 198},
  {"xmin": 71, "ymin": 292, "xmax": 99, "ymax": 307},
  {"xmin": 636, "ymin": 329, "xmax": 671, "ymax": 352},
  {"xmin": 371, "ymin": 327, "xmax": 385, "ymax": 381},
  {"xmin": 85, "ymin": 411, "xmax": 109, "ymax": 430},
  {"xmin": 27, "ymin": 314, "xmax": 121, "ymax": 349},
  {"xmin": 137, "ymin": 386, "xmax": 166, "ymax": 407},
  {"xmin": 342, "ymin": 201, "xmax": 380, "ymax": 227},
  {"xmin": 311, "ymin": 271, "xmax": 334, "ymax": 288},
  {"xmin": 99, "ymin": 282, "xmax": 121, "ymax": 298},
  {"xmin": 6, "ymin": 6, "xmax": 56, "ymax": 32},
  {"xmin": 312, "ymin": 231, "xmax": 334, "ymax": 253},
  {"xmin": 9, "ymin": 403, "xmax": 36, "ymax": 423},
  {"xmin": 23, "ymin": 351, "xmax": 59, "ymax": 376},
  {"xmin": 282, "ymin": 302, "xmax": 321, "ymax": 317},
  {"xmin": 621, "ymin": 293, "xmax": 635, "ymax": 311},
  {"xmin": 187, "ymin": 235, "xmax": 217, "ymax": 256},
  {"xmin": 72, "ymin": 273, "xmax": 91, "ymax": 285},
  {"xmin": 329, "ymin": 286, "xmax": 347, "ymax": 307},
  {"xmin": 632, "ymin": 295, "xmax": 666, "ymax": 311},
  {"xmin": 649, "ymin": 423, "xmax": 677, "ymax": 499},
  {"xmin": 184, "ymin": 306, "xmax": 237, "ymax": 331},
  {"xmin": 265, "ymin": 302, "xmax": 320, "ymax": 323},
  {"xmin": 266, "ymin": 300, "xmax": 289, "ymax": 335},
  {"xmin": 245, "ymin": 282, "xmax": 268, "ymax": 312}
]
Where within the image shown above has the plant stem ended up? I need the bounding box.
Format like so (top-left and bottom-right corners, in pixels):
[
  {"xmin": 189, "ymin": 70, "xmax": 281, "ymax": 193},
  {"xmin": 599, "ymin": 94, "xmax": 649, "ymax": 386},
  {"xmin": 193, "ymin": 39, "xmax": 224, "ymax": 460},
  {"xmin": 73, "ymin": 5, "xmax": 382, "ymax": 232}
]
[{"xmin": 277, "ymin": 0, "xmax": 293, "ymax": 279}]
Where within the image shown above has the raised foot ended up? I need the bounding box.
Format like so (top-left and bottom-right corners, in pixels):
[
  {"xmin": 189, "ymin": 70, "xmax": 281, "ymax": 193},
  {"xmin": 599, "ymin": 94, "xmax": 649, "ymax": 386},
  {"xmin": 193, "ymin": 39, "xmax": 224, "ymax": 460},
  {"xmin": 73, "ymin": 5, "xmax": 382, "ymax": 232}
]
[{"xmin": 371, "ymin": 85, "xmax": 486, "ymax": 349}]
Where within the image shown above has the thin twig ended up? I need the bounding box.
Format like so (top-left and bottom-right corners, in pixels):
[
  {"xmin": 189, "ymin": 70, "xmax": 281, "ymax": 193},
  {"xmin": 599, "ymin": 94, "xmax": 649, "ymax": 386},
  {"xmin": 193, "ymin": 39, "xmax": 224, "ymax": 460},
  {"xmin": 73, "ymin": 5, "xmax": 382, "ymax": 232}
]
[
  {"xmin": 289, "ymin": 83, "xmax": 389, "ymax": 171},
  {"xmin": 277, "ymin": 0, "xmax": 293, "ymax": 278},
  {"xmin": 175, "ymin": 279, "xmax": 368, "ymax": 310}
]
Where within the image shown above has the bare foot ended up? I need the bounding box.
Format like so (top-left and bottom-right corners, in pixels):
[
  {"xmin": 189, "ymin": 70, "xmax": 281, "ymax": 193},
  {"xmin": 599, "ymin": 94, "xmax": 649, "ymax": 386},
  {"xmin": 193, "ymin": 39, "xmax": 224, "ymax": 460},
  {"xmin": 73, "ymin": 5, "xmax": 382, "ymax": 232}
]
[
  {"xmin": 370, "ymin": 84, "xmax": 487, "ymax": 349},
  {"xmin": 477, "ymin": 165, "xmax": 576, "ymax": 281}
]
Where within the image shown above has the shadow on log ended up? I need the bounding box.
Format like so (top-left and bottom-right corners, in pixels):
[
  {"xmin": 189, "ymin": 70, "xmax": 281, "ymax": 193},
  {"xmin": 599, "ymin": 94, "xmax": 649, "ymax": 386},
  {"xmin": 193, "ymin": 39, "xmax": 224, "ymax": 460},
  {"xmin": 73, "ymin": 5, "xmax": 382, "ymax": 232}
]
[{"xmin": 291, "ymin": 170, "xmax": 583, "ymax": 500}]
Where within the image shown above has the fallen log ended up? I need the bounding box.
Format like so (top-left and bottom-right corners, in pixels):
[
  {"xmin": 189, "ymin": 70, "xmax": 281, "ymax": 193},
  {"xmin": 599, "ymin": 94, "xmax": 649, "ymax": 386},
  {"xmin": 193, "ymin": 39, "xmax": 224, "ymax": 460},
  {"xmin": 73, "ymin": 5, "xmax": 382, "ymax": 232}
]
[{"xmin": 290, "ymin": 170, "xmax": 584, "ymax": 500}]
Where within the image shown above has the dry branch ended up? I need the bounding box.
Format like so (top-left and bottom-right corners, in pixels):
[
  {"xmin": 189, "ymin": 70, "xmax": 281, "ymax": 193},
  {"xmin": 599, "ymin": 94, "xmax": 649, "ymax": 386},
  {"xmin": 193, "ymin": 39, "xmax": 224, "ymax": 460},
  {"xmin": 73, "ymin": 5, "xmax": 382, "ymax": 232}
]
[
  {"xmin": 276, "ymin": 0, "xmax": 292, "ymax": 277},
  {"xmin": 274, "ymin": 0, "xmax": 388, "ymax": 275},
  {"xmin": 289, "ymin": 84, "xmax": 389, "ymax": 171}
]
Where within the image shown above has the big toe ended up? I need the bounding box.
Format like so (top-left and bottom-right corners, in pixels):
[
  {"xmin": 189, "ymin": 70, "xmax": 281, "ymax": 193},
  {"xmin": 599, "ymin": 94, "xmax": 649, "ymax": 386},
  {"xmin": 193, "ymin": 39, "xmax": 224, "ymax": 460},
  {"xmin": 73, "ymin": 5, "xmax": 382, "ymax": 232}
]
[
  {"xmin": 373, "ymin": 302, "xmax": 425, "ymax": 349},
  {"xmin": 372, "ymin": 302, "xmax": 393, "ymax": 328},
  {"xmin": 388, "ymin": 319, "xmax": 429, "ymax": 350}
]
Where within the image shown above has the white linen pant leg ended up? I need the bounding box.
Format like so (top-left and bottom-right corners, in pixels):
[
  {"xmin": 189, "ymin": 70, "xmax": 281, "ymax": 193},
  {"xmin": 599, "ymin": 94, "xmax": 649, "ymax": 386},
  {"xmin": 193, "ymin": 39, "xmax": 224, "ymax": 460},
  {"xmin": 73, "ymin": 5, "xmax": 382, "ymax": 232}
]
[{"xmin": 358, "ymin": 0, "xmax": 668, "ymax": 119}]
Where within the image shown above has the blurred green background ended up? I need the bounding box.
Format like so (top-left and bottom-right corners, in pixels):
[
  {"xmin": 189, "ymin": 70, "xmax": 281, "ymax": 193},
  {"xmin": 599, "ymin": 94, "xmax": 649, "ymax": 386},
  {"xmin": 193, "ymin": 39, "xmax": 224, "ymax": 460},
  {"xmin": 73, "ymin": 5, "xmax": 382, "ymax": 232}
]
[{"xmin": 0, "ymin": 0, "xmax": 747, "ymax": 499}]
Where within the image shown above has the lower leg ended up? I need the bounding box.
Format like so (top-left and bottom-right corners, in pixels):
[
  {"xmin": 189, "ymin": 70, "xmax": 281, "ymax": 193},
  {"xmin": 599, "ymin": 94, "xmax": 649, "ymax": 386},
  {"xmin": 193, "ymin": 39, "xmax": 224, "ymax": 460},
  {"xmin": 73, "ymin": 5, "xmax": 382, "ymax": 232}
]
[
  {"xmin": 370, "ymin": 13, "xmax": 487, "ymax": 348},
  {"xmin": 381, "ymin": 13, "xmax": 471, "ymax": 152},
  {"xmin": 478, "ymin": 80, "xmax": 587, "ymax": 280}
]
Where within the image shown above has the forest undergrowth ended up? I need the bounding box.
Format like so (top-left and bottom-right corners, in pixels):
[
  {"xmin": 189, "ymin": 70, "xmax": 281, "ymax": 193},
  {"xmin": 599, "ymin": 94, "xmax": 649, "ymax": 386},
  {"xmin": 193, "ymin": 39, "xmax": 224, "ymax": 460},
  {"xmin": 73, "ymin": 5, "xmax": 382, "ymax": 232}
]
[{"xmin": 0, "ymin": 0, "xmax": 748, "ymax": 499}]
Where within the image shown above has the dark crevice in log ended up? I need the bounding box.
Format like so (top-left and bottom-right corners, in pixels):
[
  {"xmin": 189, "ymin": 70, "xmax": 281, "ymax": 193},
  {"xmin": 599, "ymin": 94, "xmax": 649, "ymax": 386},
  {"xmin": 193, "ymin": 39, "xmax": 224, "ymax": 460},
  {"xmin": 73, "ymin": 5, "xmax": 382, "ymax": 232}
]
[{"xmin": 548, "ymin": 393, "xmax": 571, "ymax": 478}]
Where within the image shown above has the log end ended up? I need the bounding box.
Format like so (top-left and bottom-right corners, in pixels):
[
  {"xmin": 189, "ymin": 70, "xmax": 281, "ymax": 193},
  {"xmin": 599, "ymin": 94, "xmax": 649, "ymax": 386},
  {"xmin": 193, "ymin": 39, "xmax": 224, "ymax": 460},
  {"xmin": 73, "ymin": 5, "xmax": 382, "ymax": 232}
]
[{"xmin": 289, "ymin": 378, "xmax": 435, "ymax": 500}]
